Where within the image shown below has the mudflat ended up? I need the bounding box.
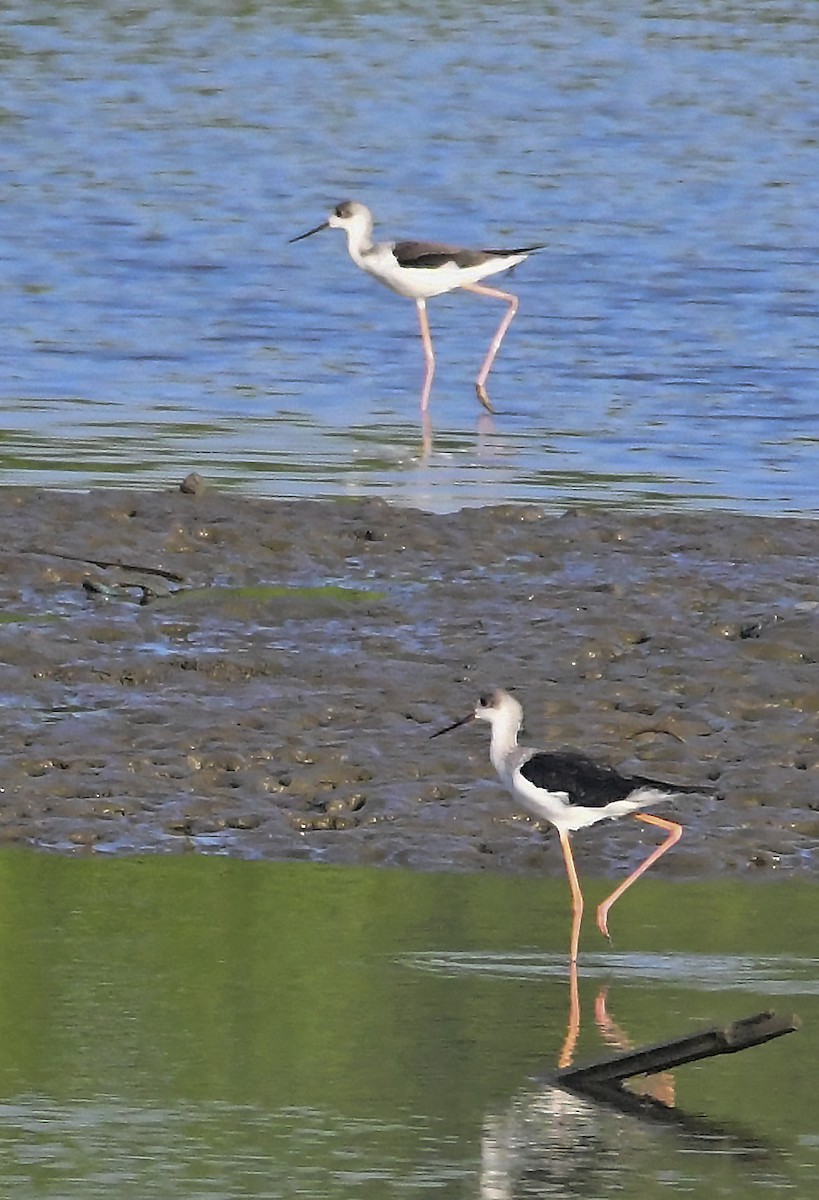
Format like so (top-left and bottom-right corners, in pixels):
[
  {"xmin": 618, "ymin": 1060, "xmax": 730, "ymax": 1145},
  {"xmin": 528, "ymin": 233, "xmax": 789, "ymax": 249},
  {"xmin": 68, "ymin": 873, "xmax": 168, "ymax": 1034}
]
[{"xmin": 0, "ymin": 484, "xmax": 816, "ymax": 878}]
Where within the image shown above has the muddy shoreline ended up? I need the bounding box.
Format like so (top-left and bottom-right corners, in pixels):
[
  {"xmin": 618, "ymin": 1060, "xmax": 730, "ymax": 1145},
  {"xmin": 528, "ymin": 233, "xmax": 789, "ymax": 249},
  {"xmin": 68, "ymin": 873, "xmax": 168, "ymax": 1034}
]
[{"xmin": 0, "ymin": 483, "xmax": 816, "ymax": 878}]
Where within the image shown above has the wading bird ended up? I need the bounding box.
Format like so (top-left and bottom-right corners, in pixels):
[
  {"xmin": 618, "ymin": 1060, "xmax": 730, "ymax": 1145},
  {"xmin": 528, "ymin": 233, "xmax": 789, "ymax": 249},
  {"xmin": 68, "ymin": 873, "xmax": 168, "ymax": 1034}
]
[
  {"xmin": 290, "ymin": 201, "xmax": 542, "ymax": 412},
  {"xmin": 432, "ymin": 689, "xmax": 712, "ymax": 962}
]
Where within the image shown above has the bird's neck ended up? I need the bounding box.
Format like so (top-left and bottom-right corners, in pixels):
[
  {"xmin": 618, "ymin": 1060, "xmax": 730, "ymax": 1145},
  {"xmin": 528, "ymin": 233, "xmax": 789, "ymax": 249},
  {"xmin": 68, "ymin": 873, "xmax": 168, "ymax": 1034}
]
[
  {"xmin": 489, "ymin": 716, "xmax": 520, "ymax": 779},
  {"xmin": 344, "ymin": 223, "xmax": 375, "ymax": 266}
]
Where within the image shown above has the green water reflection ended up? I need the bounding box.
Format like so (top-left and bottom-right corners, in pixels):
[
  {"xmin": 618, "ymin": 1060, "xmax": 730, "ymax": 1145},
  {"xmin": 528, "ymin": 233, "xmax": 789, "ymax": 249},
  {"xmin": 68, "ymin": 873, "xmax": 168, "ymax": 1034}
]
[{"xmin": 0, "ymin": 852, "xmax": 815, "ymax": 1197}]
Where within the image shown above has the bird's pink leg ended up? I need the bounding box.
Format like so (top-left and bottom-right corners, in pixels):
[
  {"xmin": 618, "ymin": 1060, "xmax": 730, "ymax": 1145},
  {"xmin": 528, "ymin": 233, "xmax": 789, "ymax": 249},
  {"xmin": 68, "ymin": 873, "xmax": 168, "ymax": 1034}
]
[
  {"xmin": 459, "ymin": 282, "xmax": 519, "ymax": 413},
  {"xmin": 558, "ymin": 829, "xmax": 584, "ymax": 965},
  {"xmin": 596, "ymin": 813, "xmax": 683, "ymax": 943},
  {"xmin": 416, "ymin": 299, "xmax": 435, "ymax": 412}
]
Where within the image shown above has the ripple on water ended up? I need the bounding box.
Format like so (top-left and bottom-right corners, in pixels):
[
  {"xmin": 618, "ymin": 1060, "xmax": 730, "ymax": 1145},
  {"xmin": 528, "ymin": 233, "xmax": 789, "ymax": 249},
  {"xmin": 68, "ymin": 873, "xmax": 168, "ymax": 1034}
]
[{"xmin": 400, "ymin": 951, "xmax": 819, "ymax": 995}]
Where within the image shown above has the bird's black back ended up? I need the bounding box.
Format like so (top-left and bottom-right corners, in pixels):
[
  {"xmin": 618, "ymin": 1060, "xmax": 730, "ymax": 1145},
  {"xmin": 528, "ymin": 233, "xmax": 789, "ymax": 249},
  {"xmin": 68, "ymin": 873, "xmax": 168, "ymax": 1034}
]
[
  {"xmin": 392, "ymin": 242, "xmax": 543, "ymax": 270},
  {"xmin": 518, "ymin": 750, "xmax": 709, "ymax": 808}
]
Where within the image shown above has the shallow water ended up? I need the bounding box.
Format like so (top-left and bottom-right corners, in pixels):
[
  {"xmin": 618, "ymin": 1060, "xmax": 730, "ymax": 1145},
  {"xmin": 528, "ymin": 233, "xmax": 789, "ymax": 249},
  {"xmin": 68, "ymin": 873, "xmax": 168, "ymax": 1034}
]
[
  {"xmin": 0, "ymin": 852, "xmax": 816, "ymax": 1198},
  {"xmin": 1, "ymin": 1, "xmax": 817, "ymax": 513}
]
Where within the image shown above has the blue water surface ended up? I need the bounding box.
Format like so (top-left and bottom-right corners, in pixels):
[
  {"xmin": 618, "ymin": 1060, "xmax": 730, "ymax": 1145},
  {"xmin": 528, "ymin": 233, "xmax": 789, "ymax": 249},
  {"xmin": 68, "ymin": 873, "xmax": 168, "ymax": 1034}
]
[{"xmin": 0, "ymin": 0, "xmax": 816, "ymax": 513}]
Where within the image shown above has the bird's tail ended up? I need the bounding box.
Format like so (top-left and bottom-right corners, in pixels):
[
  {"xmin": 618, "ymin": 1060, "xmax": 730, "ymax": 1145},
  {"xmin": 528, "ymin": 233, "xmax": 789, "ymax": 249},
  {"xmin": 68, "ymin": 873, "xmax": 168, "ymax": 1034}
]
[
  {"xmin": 643, "ymin": 777, "xmax": 718, "ymax": 796},
  {"xmin": 485, "ymin": 244, "xmax": 546, "ymax": 257}
]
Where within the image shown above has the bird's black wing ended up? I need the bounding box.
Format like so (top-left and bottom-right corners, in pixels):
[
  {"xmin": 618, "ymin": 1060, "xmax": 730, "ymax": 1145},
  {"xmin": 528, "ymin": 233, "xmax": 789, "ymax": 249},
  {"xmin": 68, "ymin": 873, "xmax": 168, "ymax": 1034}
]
[
  {"xmin": 519, "ymin": 751, "xmax": 638, "ymax": 807},
  {"xmin": 518, "ymin": 750, "xmax": 712, "ymax": 808},
  {"xmin": 392, "ymin": 241, "xmax": 544, "ymax": 270},
  {"xmin": 392, "ymin": 241, "xmax": 488, "ymax": 270}
]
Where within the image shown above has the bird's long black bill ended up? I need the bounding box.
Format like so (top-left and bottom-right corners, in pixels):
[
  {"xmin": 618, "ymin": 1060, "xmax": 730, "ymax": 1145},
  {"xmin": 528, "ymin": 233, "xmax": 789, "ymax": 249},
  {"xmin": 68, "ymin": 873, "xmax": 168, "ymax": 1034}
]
[
  {"xmin": 430, "ymin": 712, "xmax": 474, "ymax": 739},
  {"xmin": 288, "ymin": 221, "xmax": 329, "ymax": 244}
]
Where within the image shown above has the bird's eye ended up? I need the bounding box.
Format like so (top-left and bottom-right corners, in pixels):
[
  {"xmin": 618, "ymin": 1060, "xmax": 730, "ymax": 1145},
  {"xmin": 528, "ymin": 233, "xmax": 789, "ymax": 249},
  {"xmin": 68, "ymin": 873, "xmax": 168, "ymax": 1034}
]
[{"xmin": 478, "ymin": 694, "xmax": 491, "ymax": 707}]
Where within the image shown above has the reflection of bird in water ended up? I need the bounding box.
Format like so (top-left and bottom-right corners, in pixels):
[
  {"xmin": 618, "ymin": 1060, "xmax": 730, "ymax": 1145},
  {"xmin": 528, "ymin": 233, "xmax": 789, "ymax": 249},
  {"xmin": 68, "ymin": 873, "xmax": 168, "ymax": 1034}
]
[
  {"xmin": 481, "ymin": 972, "xmax": 666, "ymax": 1200},
  {"xmin": 481, "ymin": 967, "xmax": 773, "ymax": 1200},
  {"xmin": 289, "ymin": 201, "xmax": 542, "ymax": 413},
  {"xmin": 480, "ymin": 967, "xmax": 602, "ymax": 1197},
  {"xmin": 558, "ymin": 957, "xmax": 675, "ymax": 1108},
  {"xmin": 481, "ymin": 1080, "xmax": 612, "ymax": 1200},
  {"xmin": 592, "ymin": 985, "xmax": 675, "ymax": 1107},
  {"xmin": 433, "ymin": 689, "xmax": 713, "ymax": 961}
]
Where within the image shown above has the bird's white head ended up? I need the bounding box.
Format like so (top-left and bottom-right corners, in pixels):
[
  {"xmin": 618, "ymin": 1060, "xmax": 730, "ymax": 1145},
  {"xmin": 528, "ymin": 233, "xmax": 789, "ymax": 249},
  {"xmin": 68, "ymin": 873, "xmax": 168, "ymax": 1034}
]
[
  {"xmin": 289, "ymin": 200, "xmax": 374, "ymax": 247},
  {"xmin": 327, "ymin": 200, "xmax": 373, "ymax": 234},
  {"xmin": 474, "ymin": 689, "xmax": 523, "ymax": 729}
]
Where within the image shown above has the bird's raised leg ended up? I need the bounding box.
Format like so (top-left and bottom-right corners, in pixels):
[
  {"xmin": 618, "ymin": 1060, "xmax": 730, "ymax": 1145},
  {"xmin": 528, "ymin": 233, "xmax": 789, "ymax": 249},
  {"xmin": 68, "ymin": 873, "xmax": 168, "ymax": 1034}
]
[
  {"xmin": 459, "ymin": 282, "xmax": 519, "ymax": 412},
  {"xmin": 416, "ymin": 299, "xmax": 435, "ymax": 412},
  {"xmin": 558, "ymin": 829, "xmax": 584, "ymax": 965},
  {"xmin": 596, "ymin": 813, "xmax": 683, "ymax": 943}
]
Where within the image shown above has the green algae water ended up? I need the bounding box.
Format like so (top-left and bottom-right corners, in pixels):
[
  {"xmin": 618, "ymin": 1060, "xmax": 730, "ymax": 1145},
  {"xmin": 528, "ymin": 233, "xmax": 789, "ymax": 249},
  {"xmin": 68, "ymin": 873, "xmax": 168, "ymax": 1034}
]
[{"xmin": 0, "ymin": 851, "xmax": 815, "ymax": 1198}]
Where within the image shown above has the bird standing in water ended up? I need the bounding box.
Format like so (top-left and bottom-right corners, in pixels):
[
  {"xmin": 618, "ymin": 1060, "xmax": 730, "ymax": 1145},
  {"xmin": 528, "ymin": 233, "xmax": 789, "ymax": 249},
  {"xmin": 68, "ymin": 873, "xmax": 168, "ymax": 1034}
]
[
  {"xmin": 433, "ymin": 689, "xmax": 712, "ymax": 962},
  {"xmin": 290, "ymin": 201, "xmax": 542, "ymax": 413}
]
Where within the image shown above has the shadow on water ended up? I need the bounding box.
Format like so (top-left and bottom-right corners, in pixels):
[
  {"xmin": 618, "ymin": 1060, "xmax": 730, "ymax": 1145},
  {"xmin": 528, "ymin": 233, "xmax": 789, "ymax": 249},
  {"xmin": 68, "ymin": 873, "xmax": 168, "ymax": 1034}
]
[{"xmin": 0, "ymin": 851, "xmax": 815, "ymax": 1198}]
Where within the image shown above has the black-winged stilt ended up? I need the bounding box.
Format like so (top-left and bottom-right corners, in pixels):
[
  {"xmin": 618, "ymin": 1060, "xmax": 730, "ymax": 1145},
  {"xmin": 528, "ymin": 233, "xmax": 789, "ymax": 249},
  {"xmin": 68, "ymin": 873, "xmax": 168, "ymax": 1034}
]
[
  {"xmin": 289, "ymin": 201, "xmax": 542, "ymax": 413},
  {"xmin": 432, "ymin": 689, "xmax": 713, "ymax": 962}
]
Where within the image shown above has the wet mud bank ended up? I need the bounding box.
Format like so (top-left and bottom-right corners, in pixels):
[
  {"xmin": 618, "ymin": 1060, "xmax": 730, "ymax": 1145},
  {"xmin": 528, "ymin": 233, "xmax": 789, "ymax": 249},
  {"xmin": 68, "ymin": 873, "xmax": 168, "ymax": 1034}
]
[{"xmin": 0, "ymin": 484, "xmax": 817, "ymax": 878}]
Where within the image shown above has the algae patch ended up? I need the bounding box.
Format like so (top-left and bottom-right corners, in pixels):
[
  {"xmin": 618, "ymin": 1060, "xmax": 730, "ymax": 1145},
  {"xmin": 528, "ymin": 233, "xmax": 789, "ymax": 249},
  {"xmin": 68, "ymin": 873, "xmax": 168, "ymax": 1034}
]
[{"xmin": 164, "ymin": 582, "xmax": 386, "ymax": 620}]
